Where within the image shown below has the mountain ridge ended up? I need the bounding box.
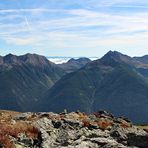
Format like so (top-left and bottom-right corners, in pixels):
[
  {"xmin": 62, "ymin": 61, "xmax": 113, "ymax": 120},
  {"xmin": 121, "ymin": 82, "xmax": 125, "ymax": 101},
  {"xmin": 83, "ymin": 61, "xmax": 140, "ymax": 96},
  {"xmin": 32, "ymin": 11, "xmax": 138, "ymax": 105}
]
[
  {"xmin": 42, "ymin": 51, "xmax": 148, "ymax": 123},
  {"xmin": 0, "ymin": 53, "xmax": 55, "ymax": 66},
  {"xmin": 58, "ymin": 57, "xmax": 91, "ymax": 73},
  {"xmin": 0, "ymin": 51, "xmax": 148, "ymax": 124},
  {"xmin": 0, "ymin": 53, "xmax": 66, "ymax": 111}
]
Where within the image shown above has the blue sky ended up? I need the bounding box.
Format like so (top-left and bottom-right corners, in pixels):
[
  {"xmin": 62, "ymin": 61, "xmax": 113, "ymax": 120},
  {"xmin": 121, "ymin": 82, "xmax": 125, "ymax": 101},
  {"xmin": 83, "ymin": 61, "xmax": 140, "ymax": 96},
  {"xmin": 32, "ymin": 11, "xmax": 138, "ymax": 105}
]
[{"xmin": 0, "ymin": 0, "xmax": 148, "ymax": 57}]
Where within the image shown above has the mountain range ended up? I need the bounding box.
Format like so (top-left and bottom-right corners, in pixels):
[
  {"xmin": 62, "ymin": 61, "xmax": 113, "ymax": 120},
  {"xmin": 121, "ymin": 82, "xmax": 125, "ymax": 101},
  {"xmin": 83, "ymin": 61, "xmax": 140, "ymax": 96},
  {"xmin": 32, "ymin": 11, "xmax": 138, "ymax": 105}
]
[
  {"xmin": 47, "ymin": 57, "xmax": 98, "ymax": 64},
  {"xmin": 0, "ymin": 53, "xmax": 65, "ymax": 111},
  {"xmin": 0, "ymin": 54, "xmax": 90, "ymax": 111},
  {"xmin": 0, "ymin": 51, "xmax": 148, "ymax": 123}
]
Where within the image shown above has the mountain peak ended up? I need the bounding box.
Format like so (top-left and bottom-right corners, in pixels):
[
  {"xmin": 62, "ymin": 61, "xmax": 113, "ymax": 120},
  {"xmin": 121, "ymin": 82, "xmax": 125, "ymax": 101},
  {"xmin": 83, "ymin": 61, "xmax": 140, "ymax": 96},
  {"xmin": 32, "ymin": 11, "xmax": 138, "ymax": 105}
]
[
  {"xmin": 22, "ymin": 53, "xmax": 51, "ymax": 66},
  {"xmin": 100, "ymin": 51, "xmax": 134, "ymax": 66},
  {"xmin": 68, "ymin": 57, "xmax": 91, "ymax": 64},
  {"xmin": 1, "ymin": 53, "xmax": 51, "ymax": 66},
  {"xmin": 103, "ymin": 50, "xmax": 123, "ymax": 59},
  {"xmin": 59, "ymin": 57, "xmax": 91, "ymax": 73},
  {"xmin": 100, "ymin": 51, "xmax": 123, "ymax": 66},
  {"xmin": 3, "ymin": 54, "xmax": 18, "ymax": 64},
  {"xmin": 5, "ymin": 53, "xmax": 15, "ymax": 57},
  {"xmin": 67, "ymin": 58, "xmax": 75, "ymax": 63},
  {"xmin": 77, "ymin": 57, "xmax": 91, "ymax": 63}
]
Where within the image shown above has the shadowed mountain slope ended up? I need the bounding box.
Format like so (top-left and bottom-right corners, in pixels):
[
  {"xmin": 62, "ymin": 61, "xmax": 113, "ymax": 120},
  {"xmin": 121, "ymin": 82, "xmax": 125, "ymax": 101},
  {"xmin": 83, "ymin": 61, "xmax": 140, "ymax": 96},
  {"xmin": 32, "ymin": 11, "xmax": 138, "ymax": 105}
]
[
  {"xmin": 0, "ymin": 53, "xmax": 65, "ymax": 111},
  {"xmin": 42, "ymin": 51, "xmax": 148, "ymax": 123}
]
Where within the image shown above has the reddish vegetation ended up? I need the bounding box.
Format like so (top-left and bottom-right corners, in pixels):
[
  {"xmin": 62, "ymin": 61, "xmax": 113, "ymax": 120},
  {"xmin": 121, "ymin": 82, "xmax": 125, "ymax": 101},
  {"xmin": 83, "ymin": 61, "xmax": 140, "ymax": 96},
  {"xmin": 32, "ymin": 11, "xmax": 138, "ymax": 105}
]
[
  {"xmin": 82, "ymin": 120, "xmax": 91, "ymax": 127},
  {"xmin": 0, "ymin": 122, "xmax": 39, "ymax": 137},
  {"xmin": 78, "ymin": 112, "xmax": 87, "ymax": 120},
  {"xmin": 0, "ymin": 123, "xmax": 39, "ymax": 147},
  {"xmin": 0, "ymin": 134, "xmax": 14, "ymax": 148},
  {"xmin": 120, "ymin": 122, "xmax": 131, "ymax": 128},
  {"xmin": 0, "ymin": 110, "xmax": 40, "ymax": 148},
  {"xmin": 82, "ymin": 119, "xmax": 112, "ymax": 130},
  {"xmin": 27, "ymin": 125, "xmax": 40, "ymax": 139},
  {"xmin": 97, "ymin": 121, "xmax": 112, "ymax": 130}
]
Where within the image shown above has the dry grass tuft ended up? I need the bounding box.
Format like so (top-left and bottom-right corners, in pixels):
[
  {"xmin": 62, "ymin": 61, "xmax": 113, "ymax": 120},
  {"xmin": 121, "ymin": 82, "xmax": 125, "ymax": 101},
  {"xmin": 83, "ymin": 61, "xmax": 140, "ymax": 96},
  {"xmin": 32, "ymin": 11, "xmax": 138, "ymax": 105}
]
[{"xmin": 97, "ymin": 120, "xmax": 112, "ymax": 130}]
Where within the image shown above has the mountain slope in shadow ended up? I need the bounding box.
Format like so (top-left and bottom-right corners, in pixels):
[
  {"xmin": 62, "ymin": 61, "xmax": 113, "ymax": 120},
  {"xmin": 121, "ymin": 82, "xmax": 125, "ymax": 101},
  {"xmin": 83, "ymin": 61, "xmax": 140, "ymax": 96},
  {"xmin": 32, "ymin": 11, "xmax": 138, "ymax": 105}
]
[{"xmin": 42, "ymin": 51, "xmax": 148, "ymax": 123}]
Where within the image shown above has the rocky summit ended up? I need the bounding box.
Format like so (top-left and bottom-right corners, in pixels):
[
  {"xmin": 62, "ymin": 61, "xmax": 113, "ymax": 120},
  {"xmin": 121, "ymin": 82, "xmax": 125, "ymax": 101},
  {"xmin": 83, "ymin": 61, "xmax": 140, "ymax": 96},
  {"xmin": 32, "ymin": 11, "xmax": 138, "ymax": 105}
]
[{"xmin": 0, "ymin": 110, "xmax": 148, "ymax": 148}]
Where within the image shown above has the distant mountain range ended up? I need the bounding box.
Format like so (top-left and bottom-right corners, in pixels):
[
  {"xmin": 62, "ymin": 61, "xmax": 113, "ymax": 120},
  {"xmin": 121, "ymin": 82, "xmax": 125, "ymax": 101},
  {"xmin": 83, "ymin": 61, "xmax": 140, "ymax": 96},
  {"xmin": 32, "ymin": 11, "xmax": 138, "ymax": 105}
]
[
  {"xmin": 0, "ymin": 51, "xmax": 148, "ymax": 123},
  {"xmin": 58, "ymin": 58, "xmax": 91, "ymax": 73},
  {"xmin": 47, "ymin": 57, "xmax": 98, "ymax": 64}
]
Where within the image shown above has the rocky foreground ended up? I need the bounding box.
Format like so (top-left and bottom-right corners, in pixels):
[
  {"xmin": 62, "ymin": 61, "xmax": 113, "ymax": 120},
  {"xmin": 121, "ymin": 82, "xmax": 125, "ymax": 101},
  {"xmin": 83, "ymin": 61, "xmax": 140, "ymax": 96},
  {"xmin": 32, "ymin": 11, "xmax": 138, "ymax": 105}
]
[{"xmin": 0, "ymin": 110, "xmax": 148, "ymax": 148}]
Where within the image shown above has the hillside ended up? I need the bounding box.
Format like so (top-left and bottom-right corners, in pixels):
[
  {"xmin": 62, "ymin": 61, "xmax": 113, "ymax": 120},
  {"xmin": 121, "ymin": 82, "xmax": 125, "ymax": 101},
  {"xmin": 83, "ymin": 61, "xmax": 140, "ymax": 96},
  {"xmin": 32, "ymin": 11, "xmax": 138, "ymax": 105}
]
[
  {"xmin": 42, "ymin": 51, "xmax": 148, "ymax": 124},
  {"xmin": 0, "ymin": 54, "xmax": 91, "ymax": 112},
  {"xmin": 0, "ymin": 51, "xmax": 148, "ymax": 124},
  {"xmin": 0, "ymin": 54, "xmax": 65, "ymax": 111}
]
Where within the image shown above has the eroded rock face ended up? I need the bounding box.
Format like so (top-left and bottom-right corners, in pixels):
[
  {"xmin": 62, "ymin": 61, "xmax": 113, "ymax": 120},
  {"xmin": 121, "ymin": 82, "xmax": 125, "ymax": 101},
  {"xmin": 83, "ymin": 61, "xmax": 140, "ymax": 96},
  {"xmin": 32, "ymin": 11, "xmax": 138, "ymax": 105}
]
[{"xmin": 0, "ymin": 110, "xmax": 147, "ymax": 148}]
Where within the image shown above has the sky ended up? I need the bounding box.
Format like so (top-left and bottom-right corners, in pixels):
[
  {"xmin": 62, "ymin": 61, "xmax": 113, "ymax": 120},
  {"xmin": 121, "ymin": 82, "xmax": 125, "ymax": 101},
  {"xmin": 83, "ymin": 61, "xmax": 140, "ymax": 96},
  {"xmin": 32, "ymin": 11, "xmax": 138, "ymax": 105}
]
[{"xmin": 0, "ymin": 0, "xmax": 148, "ymax": 57}]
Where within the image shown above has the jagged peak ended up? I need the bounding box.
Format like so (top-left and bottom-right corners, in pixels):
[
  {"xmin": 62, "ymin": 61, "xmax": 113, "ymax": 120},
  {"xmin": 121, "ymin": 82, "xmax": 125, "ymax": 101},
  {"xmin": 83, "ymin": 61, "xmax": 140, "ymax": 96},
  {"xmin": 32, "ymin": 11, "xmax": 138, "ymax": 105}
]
[
  {"xmin": 86, "ymin": 50, "xmax": 137, "ymax": 68},
  {"xmin": 102, "ymin": 50, "xmax": 124, "ymax": 59},
  {"xmin": 100, "ymin": 50, "xmax": 133, "ymax": 66}
]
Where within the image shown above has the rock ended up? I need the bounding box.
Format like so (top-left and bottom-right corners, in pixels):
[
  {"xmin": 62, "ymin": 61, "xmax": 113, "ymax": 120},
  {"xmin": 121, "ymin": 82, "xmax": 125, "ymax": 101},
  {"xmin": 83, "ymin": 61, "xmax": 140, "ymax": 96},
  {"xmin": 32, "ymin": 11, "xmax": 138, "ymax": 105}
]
[
  {"xmin": 119, "ymin": 117, "xmax": 132, "ymax": 123},
  {"xmin": 74, "ymin": 141, "xmax": 98, "ymax": 148},
  {"xmin": 52, "ymin": 120, "xmax": 62, "ymax": 128},
  {"xmin": 14, "ymin": 144, "xmax": 24, "ymax": 148},
  {"xmin": 110, "ymin": 125, "xmax": 128, "ymax": 142},
  {"xmin": 15, "ymin": 133, "xmax": 34, "ymax": 147},
  {"xmin": 110, "ymin": 124, "xmax": 148, "ymax": 147},
  {"xmin": 89, "ymin": 137, "xmax": 117, "ymax": 145},
  {"xmin": 11, "ymin": 119, "xmax": 16, "ymax": 125},
  {"xmin": 127, "ymin": 133, "xmax": 148, "ymax": 148},
  {"xmin": 56, "ymin": 129, "xmax": 70, "ymax": 146},
  {"xmin": 62, "ymin": 118, "xmax": 82, "ymax": 128},
  {"xmin": 1, "ymin": 110, "xmax": 148, "ymax": 148},
  {"xmin": 38, "ymin": 113, "xmax": 50, "ymax": 118},
  {"xmin": 13, "ymin": 112, "xmax": 34, "ymax": 120},
  {"xmin": 40, "ymin": 128, "xmax": 55, "ymax": 148},
  {"xmin": 96, "ymin": 110, "xmax": 114, "ymax": 119},
  {"xmin": 114, "ymin": 118, "xmax": 131, "ymax": 128},
  {"xmin": 35, "ymin": 117, "xmax": 53, "ymax": 130},
  {"xmin": 79, "ymin": 128, "xmax": 109, "ymax": 139},
  {"xmin": 102, "ymin": 143, "xmax": 128, "ymax": 148},
  {"xmin": 88, "ymin": 114, "xmax": 97, "ymax": 121}
]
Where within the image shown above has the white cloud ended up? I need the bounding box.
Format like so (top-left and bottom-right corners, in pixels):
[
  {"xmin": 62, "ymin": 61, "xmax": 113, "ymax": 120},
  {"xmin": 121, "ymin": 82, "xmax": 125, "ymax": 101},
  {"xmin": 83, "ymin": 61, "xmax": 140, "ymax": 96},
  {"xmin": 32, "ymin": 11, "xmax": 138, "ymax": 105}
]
[
  {"xmin": 90, "ymin": 0, "xmax": 148, "ymax": 7},
  {"xmin": 0, "ymin": 6, "xmax": 148, "ymax": 52},
  {"xmin": 4, "ymin": 36, "xmax": 37, "ymax": 45},
  {"xmin": 0, "ymin": 8, "xmax": 51, "ymax": 13}
]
